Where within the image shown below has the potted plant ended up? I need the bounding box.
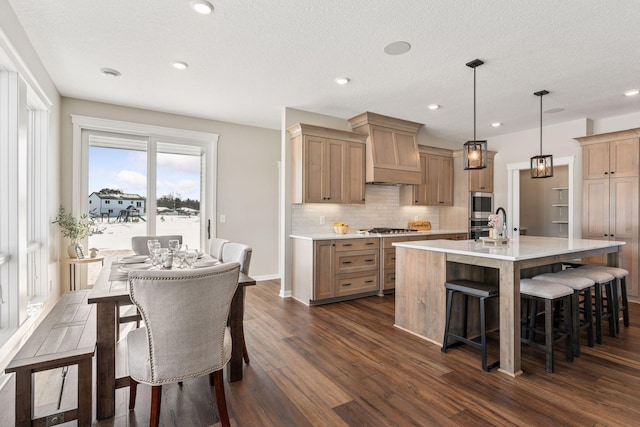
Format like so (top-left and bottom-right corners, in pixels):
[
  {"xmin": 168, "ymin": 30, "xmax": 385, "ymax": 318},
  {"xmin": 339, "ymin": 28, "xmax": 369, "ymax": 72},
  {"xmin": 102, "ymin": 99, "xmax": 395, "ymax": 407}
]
[{"xmin": 52, "ymin": 207, "xmax": 95, "ymax": 259}]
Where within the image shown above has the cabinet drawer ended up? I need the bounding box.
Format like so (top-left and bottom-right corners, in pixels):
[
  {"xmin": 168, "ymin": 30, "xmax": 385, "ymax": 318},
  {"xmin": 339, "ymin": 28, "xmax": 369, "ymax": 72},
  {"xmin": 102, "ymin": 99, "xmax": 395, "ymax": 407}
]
[
  {"xmin": 383, "ymin": 271, "xmax": 396, "ymax": 290},
  {"xmin": 384, "ymin": 248, "xmax": 396, "ymax": 268},
  {"xmin": 335, "ymin": 238, "xmax": 379, "ymax": 252},
  {"xmin": 335, "ymin": 249, "xmax": 379, "ymax": 274},
  {"xmin": 335, "ymin": 272, "xmax": 379, "ymax": 296}
]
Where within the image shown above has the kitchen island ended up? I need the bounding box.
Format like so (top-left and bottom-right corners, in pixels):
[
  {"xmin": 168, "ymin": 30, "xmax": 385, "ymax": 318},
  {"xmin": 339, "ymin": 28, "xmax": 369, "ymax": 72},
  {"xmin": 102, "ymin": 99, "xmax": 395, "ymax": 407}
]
[{"xmin": 393, "ymin": 235, "xmax": 624, "ymax": 376}]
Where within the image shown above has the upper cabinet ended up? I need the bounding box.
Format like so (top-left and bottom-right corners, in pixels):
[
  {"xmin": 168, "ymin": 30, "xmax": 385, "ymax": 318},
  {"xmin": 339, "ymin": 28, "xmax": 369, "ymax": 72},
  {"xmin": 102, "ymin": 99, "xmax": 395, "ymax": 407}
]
[
  {"xmin": 400, "ymin": 147, "xmax": 453, "ymax": 206},
  {"xmin": 582, "ymin": 137, "xmax": 639, "ymax": 179},
  {"xmin": 288, "ymin": 123, "xmax": 367, "ymax": 204},
  {"xmin": 348, "ymin": 112, "xmax": 423, "ymax": 185},
  {"xmin": 468, "ymin": 151, "xmax": 495, "ymax": 193}
]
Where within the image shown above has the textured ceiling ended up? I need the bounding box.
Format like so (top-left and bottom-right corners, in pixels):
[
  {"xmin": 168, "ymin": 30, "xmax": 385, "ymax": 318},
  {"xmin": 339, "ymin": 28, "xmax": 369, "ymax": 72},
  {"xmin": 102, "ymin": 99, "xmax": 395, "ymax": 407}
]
[{"xmin": 8, "ymin": 0, "xmax": 640, "ymax": 141}]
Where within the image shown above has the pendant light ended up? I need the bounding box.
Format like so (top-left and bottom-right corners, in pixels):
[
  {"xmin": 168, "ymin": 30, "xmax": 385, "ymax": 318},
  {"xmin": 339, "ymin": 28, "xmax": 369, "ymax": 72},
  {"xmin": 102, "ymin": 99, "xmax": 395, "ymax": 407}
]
[
  {"xmin": 530, "ymin": 90, "xmax": 553, "ymax": 178},
  {"xmin": 463, "ymin": 59, "xmax": 488, "ymax": 170}
]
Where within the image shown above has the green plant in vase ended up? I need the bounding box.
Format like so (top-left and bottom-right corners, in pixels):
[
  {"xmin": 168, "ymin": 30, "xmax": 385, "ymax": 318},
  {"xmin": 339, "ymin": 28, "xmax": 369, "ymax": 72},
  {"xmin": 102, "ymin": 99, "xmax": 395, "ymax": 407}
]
[{"xmin": 52, "ymin": 207, "xmax": 96, "ymax": 259}]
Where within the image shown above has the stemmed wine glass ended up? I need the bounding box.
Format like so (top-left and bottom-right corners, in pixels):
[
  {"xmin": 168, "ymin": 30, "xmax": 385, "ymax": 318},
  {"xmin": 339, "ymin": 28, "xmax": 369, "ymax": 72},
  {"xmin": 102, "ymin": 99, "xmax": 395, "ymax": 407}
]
[
  {"xmin": 184, "ymin": 250, "xmax": 198, "ymax": 268},
  {"xmin": 174, "ymin": 244, "xmax": 188, "ymax": 268},
  {"xmin": 168, "ymin": 239, "xmax": 180, "ymax": 254}
]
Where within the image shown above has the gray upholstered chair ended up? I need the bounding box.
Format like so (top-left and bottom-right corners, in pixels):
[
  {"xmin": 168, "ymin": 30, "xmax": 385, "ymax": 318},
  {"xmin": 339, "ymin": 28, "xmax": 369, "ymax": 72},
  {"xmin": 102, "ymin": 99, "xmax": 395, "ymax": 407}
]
[
  {"xmin": 126, "ymin": 262, "xmax": 240, "ymax": 427},
  {"xmin": 220, "ymin": 242, "xmax": 252, "ymax": 364},
  {"xmin": 210, "ymin": 237, "xmax": 230, "ymax": 261},
  {"xmin": 131, "ymin": 235, "xmax": 182, "ymax": 255}
]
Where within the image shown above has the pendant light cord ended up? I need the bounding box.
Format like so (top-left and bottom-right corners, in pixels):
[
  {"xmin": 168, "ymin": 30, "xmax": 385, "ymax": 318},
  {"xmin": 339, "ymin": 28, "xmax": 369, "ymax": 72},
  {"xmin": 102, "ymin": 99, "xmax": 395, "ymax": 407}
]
[
  {"xmin": 473, "ymin": 66, "xmax": 477, "ymax": 142},
  {"xmin": 539, "ymin": 93, "xmax": 543, "ymax": 155}
]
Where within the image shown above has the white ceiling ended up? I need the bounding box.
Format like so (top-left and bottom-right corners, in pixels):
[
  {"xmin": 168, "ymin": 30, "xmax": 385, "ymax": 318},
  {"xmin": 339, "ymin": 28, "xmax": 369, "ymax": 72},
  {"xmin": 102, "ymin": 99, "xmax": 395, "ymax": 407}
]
[{"xmin": 8, "ymin": 0, "xmax": 640, "ymax": 141}]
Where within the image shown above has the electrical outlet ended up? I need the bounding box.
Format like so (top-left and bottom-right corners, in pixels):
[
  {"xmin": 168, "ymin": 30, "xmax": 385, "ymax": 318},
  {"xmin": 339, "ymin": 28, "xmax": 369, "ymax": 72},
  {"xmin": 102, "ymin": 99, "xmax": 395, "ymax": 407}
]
[{"xmin": 319, "ymin": 216, "xmax": 325, "ymax": 225}]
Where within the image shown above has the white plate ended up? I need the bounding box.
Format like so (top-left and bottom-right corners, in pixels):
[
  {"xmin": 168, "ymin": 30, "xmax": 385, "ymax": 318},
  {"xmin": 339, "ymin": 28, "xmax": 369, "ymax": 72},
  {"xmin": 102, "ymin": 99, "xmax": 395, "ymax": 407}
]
[
  {"xmin": 120, "ymin": 255, "xmax": 150, "ymax": 264},
  {"xmin": 119, "ymin": 263, "xmax": 154, "ymax": 271},
  {"xmin": 192, "ymin": 259, "xmax": 219, "ymax": 268}
]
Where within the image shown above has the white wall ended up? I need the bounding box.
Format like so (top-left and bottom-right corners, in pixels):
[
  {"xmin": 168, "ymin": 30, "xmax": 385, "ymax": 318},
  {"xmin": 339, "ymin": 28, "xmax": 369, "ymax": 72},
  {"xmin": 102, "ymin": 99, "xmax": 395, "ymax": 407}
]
[{"xmin": 60, "ymin": 98, "xmax": 280, "ymax": 278}]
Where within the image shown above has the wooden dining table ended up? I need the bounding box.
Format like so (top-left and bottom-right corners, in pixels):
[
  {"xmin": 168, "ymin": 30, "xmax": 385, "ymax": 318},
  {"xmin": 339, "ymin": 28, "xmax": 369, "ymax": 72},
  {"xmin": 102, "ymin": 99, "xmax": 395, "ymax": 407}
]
[{"xmin": 88, "ymin": 256, "xmax": 256, "ymax": 420}]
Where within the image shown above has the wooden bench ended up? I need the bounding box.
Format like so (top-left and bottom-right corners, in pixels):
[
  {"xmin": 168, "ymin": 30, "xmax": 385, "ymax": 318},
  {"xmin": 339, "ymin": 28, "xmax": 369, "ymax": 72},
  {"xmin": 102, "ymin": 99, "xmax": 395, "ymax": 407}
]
[{"xmin": 5, "ymin": 290, "xmax": 96, "ymax": 427}]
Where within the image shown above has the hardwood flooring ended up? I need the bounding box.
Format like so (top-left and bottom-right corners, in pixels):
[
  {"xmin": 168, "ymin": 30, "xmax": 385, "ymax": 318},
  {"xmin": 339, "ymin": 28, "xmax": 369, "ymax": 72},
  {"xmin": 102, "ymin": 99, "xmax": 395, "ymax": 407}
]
[{"xmin": 1, "ymin": 279, "xmax": 640, "ymax": 426}]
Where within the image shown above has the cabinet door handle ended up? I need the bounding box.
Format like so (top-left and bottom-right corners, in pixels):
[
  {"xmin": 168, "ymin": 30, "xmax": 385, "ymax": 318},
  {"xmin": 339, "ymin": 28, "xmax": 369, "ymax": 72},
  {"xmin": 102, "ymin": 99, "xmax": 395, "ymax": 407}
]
[
  {"xmin": 610, "ymin": 234, "xmax": 615, "ymax": 237},
  {"xmin": 611, "ymin": 171, "xmax": 615, "ymax": 174},
  {"xmin": 604, "ymin": 172, "xmax": 608, "ymax": 175},
  {"xmin": 391, "ymin": 257, "xmax": 396, "ymax": 261},
  {"xmin": 604, "ymin": 234, "xmax": 608, "ymax": 237},
  {"xmin": 365, "ymin": 280, "xmax": 374, "ymax": 283}
]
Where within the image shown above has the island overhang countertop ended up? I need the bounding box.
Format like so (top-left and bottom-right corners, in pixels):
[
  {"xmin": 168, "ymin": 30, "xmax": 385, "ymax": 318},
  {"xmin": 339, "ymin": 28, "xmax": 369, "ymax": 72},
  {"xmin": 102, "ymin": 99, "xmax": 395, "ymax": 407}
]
[
  {"xmin": 392, "ymin": 235, "xmax": 624, "ymax": 377},
  {"xmin": 392, "ymin": 235, "xmax": 625, "ymax": 261}
]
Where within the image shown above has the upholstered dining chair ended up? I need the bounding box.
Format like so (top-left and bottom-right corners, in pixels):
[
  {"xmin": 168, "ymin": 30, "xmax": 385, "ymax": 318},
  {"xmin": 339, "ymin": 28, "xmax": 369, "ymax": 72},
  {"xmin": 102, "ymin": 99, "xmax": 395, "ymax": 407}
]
[
  {"xmin": 126, "ymin": 262, "xmax": 240, "ymax": 427},
  {"xmin": 210, "ymin": 237, "xmax": 230, "ymax": 261},
  {"xmin": 131, "ymin": 235, "xmax": 182, "ymax": 255},
  {"xmin": 220, "ymin": 242, "xmax": 252, "ymax": 364}
]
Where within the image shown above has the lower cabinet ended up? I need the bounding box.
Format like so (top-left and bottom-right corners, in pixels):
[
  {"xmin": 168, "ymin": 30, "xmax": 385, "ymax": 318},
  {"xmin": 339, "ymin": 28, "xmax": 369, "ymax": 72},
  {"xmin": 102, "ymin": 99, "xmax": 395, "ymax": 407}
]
[
  {"xmin": 291, "ymin": 237, "xmax": 380, "ymax": 305},
  {"xmin": 291, "ymin": 234, "xmax": 467, "ymax": 305}
]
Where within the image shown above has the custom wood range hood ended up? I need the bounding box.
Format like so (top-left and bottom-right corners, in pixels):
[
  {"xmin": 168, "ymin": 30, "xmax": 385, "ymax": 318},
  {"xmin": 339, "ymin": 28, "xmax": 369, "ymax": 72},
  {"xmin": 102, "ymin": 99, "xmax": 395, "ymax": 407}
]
[{"xmin": 348, "ymin": 112, "xmax": 423, "ymax": 185}]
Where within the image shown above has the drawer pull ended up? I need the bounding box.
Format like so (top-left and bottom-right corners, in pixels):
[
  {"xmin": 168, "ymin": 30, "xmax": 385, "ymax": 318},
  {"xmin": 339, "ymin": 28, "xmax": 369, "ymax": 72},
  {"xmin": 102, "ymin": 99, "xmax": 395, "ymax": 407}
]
[
  {"xmin": 342, "ymin": 243, "xmax": 353, "ymax": 247},
  {"xmin": 365, "ymin": 280, "xmax": 374, "ymax": 283},
  {"xmin": 365, "ymin": 259, "xmax": 374, "ymax": 262},
  {"xmin": 342, "ymin": 283, "xmax": 351, "ymax": 286},
  {"xmin": 365, "ymin": 242, "xmax": 374, "ymax": 245},
  {"xmin": 342, "ymin": 261, "xmax": 352, "ymax": 264}
]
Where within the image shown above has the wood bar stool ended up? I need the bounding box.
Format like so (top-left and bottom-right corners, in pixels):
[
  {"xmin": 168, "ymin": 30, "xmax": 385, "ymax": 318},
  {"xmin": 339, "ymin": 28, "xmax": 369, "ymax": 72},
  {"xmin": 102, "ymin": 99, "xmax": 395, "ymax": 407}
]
[
  {"xmin": 577, "ymin": 265, "xmax": 629, "ymax": 333},
  {"xmin": 520, "ymin": 279, "xmax": 573, "ymax": 373},
  {"xmin": 533, "ymin": 271, "xmax": 595, "ymax": 356},
  {"xmin": 441, "ymin": 280, "xmax": 499, "ymax": 371},
  {"xmin": 562, "ymin": 269, "xmax": 616, "ymax": 344}
]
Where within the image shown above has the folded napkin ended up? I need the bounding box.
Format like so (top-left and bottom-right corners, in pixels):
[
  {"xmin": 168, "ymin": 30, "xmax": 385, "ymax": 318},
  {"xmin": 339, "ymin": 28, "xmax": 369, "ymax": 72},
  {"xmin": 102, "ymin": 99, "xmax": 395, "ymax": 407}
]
[
  {"xmin": 192, "ymin": 259, "xmax": 219, "ymax": 268},
  {"xmin": 119, "ymin": 255, "xmax": 150, "ymax": 264}
]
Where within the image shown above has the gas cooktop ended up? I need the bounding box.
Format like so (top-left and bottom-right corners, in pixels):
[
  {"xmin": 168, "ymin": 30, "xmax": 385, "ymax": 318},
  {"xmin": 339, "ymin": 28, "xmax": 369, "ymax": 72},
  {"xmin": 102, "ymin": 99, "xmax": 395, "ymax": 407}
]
[{"xmin": 368, "ymin": 228, "xmax": 413, "ymax": 235}]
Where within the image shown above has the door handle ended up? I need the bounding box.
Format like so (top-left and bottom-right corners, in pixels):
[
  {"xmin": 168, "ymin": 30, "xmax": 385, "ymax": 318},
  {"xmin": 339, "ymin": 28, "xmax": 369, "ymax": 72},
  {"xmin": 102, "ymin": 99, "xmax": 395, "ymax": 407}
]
[{"xmin": 207, "ymin": 219, "xmax": 211, "ymax": 239}]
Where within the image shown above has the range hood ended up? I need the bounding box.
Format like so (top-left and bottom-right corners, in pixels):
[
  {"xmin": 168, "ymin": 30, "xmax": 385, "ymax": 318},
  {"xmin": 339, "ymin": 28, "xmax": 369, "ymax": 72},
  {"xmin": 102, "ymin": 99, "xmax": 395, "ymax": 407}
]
[{"xmin": 348, "ymin": 112, "xmax": 423, "ymax": 185}]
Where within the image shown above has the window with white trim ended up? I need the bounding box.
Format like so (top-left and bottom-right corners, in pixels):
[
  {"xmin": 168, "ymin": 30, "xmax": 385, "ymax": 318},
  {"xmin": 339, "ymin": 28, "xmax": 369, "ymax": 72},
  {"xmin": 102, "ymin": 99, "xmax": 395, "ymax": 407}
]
[{"xmin": 0, "ymin": 64, "xmax": 50, "ymax": 345}]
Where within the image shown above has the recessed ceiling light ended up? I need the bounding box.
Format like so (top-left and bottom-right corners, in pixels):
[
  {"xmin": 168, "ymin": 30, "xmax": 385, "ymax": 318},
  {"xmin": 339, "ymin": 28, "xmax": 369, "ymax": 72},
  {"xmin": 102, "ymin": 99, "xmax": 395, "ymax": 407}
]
[
  {"xmin": 172, "ymin": 61, "xmax": 189, "ymax": 70},
  {"xmin": 624, "ymin": 89, "xmax": 639, "ymax": 97},
  {"xmin": 191, "ymin": 0, "xmax": 213, "ymax": 14},
  {"xmin": 544, "ymin": 107, "xmax": 565, "ymax": 114},
  {"xmin": 491, "ymin": 122, "xmax": 502, "ymax": 127},
  {"xmin": 427, "ymin": 104, "xmax": 440, "ymax": 110},
  {"xmin": 335, "ymin": 77, "xmax": 350, "ymax": 85},
  {"xmin": 100, "ymin": 68, "xmax": 121, "ymax": 78},
  {"xmin": 384, "ymin": 41, "xmax": 411, "ymax": 56}
]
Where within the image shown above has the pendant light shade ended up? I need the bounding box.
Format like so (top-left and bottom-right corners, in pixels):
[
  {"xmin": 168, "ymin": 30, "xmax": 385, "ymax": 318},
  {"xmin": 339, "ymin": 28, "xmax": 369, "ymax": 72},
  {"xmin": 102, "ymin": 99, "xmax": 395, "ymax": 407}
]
[
  {"xmin": 464, "ymin": 59, "xmax": 487, "ymax": 170},
  {"xmin": 530, "ymin": 90, "xmax": 553, "ymax": 178}
]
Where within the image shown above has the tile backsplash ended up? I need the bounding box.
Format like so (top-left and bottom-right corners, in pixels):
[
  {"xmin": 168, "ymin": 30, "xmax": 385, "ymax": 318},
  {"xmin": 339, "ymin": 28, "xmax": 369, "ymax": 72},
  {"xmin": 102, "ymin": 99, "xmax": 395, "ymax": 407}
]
[{"xmin": 291, "ymin": 185, "xmax": 440, "ymax": 234}]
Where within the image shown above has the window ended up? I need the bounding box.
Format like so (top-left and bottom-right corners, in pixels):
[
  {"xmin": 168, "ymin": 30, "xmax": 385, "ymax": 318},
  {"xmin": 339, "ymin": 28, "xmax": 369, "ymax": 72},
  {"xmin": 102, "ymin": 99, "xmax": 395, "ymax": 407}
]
[
  {"xmin": 105, "ymin": 200, "xmax": 110, "ymax": 204},
  {"xmin": 118, "ymin": 201, "xmax": 123, "ymax": 205},
  {"xmin": 72, "ymin": 117, "xmax": 218, "ymax": 256},
  {"xmin": 0, "ymin": 65, "xmax": 50, "ymax": 346}
]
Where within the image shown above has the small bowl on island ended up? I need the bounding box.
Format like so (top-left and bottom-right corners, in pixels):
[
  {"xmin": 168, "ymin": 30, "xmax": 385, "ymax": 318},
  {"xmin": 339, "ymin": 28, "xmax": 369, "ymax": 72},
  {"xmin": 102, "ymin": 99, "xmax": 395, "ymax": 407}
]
[{"xmin": 333, "ymin": 223, "xmax": 348, "ymax": 235}]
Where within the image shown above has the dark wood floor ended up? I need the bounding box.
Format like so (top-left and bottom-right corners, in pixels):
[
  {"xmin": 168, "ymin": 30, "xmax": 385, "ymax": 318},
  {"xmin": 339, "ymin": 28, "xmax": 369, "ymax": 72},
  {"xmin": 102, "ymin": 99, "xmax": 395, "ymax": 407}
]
[{"xmin": 2, "ymin": 279, "xmax": 640, "ymax": 426}]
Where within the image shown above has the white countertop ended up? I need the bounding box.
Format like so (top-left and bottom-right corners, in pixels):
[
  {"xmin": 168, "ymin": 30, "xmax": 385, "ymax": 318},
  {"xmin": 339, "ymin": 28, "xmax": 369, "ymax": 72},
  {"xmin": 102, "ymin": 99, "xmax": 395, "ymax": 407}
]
[
  {"xmin": 393, "ymin": 235, "xmax": 624, "ymax": 261},
  {"xmin": 290, "ymin": 229, "xmax": 468, "ymax": 241}
]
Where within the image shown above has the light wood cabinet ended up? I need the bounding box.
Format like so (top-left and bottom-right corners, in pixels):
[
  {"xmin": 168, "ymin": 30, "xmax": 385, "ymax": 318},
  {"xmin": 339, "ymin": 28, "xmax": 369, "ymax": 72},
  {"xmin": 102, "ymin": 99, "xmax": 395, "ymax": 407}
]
[
  {"xmin": 583, "ymin": 138, "xmax": 639, "ymax": 179},
  {"xmin": 348, "ymin": 112, "xmax": 423, "ymax": 185},
  {"xmin": 577, "ymin": 129, "xmax": 640, "ymax": 299},
  {"xmin": 288, "ymin": 123, "xmax": 367, "ymax": 204},
  {"xmin": 468, "ymin": 153, "xmax": 495, "ymax": 192},
  {"xmin": 400, "ymin": 147, "xmax": 453, "ymax": 206},
  {"xmin": 293, "ymin": 237, "xmax": 380, "ymax": 304}
]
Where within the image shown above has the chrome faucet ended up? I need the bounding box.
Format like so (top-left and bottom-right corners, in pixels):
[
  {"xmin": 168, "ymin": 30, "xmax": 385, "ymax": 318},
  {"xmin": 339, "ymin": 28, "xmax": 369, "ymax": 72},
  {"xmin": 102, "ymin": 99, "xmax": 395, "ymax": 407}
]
[{"xmin": 495, "ymin": 207, "xmax": 507, "ymax": 237}]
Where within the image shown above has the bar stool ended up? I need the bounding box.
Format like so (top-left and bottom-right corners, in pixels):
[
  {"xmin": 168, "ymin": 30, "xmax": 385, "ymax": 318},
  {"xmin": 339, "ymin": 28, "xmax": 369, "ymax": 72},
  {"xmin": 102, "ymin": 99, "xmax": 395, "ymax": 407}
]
[
  {"xmin": 533, "ymin": 271, "xmax": 595, "ymax": 356},
  {"xmin": 520, "ymin": 279, "xmax": 573, "ymax": 373},
  {"xmin": 577, "ymin": 265, "xmax": 629, "ymax": 333},
  {"xmin": 441, "ymin": 280, "xmax": 499, "ymax": 371},
  {"xmin": 561, "ymin": 269, "xmax": 616, "ymax": 344}
]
